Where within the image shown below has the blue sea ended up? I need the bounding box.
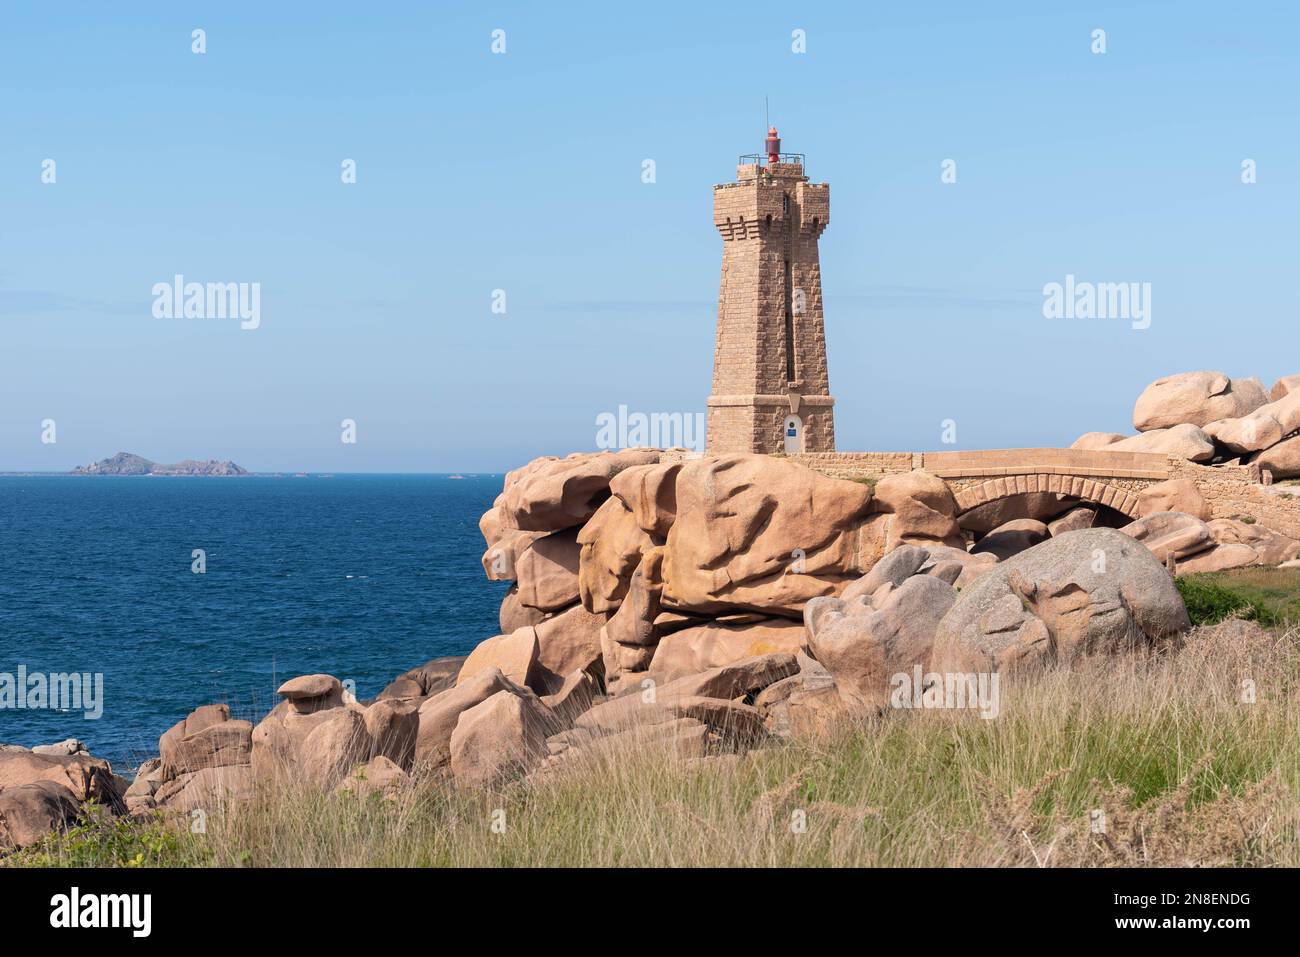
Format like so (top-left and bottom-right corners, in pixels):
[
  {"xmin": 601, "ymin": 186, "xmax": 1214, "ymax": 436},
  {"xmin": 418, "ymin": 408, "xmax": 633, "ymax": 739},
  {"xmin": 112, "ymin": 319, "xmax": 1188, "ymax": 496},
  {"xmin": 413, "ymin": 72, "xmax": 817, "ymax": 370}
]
[{"xmin": 0, "ymin": 475, "xmax": 508, "ymax": 770}]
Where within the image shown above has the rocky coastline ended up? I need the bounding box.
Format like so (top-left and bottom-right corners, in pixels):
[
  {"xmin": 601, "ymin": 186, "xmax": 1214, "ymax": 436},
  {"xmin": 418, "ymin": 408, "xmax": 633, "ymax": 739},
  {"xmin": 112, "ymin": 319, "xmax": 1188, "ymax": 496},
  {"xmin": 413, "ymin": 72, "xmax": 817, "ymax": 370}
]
[{"xmin": 3, "ymin": 370, "xmax": 1299, "ymax": 851}]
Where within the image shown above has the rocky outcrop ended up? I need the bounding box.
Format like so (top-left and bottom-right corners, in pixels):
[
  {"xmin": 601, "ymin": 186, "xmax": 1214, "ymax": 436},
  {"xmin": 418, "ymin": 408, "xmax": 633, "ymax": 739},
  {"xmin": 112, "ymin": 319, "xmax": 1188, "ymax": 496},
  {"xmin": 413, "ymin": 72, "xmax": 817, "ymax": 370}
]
[
  {"xmin": 37, "ymin": 404, "xmax": 1300, "ymax": 851},
  {"xmin": 1204, "ymin": 391, "xmax": 1300, "ymax": 455},
  {"xmin": 1048, "ymin": 506, "xmax": 1099, "ymax": 536},
  {"xmin": 511, "ymin": 529, "xmax": 582, "ymax": 612},
  {"xmin": 1135, "ymin": 479, "xmax": 1210, "ymax": 521},
  {"xmin": 1271, "ymin": 375, "xmax": 1300, "ymax": 402},
  {"xmin": 499, "ymin": 587, "xmax": 547, "ymax": 633},
  {"xmin": 538, "ymin": 718, "xmax": 712, "ymax": 774},
  {"xmin": 297, "ymin": 710, "xmax": 373, "ymax": 790},
  {"xmin": 970, "ymin": 519, "xmax": 1050, "ymax": 561},
  {"xmin": 0, "ymin": 781, "xmax": 82, "ymax": 849},
  {"xmin": 1254, "ymin": 434, "xmax": 1300, "ymax": 480},
  {"xmin": 1204, "ymin": 518, "xmax": 1300, "ymax": 567},
  {"xmin": 362, "ymin": 698, "xmax": 419, "ymax": 769},
  {"xmin": 609, "ymin": 461, "xmax": 681, "ymax": 537},
  {"xmin": 1072, "ymin": 371, "xmax": 1300, "ymax": 552},
  {"xmin": 247, "ymin": 675, "xmax": 429, "ymax": 793},
  {"xmin": 449, "ymin": 691, "xmax": 553, "ymax": 789},
  {"xmin": 804, "ymin": 575, "xmax": 957, "ymax": 708},
  {"xmin": 377, "ymin": 655, "xmax": 465, "ymax": 702},
  {"xmin": 336, "ymin": 756, "xmax": 409, "ymax": 801},
  {"xmin": 958, "ymin": 491, "xmax": 1079, "ymax": 535},
  {"xmin": 1071, "ymin": 432, "xmax": 1125, "ymax": 451},
  {"xmin": 1132, "ymin": 371, "xmax": 1268, "ymax": 431},
  {"xmin": 870, "ymin": 471, "xmax": 967, "ymax": 551},
  {"xmin": 541, "ymin": 670, "xmax": 598, "ymax": 725},
  {"xmin": 1080, "ymin": 365, "xmax": 1297, "ymax": 467},
  {"xmin": 525, "ymin": 654, "xmax": 800, "ymax": 772},
  {"xmin": 1121, "ymin": 512, "xmax": 1215, "ymax": 563},
  {"xmin": 1175, "ymin": 542, "xmax": 1259, "ymax": 574},
  {"xmin": 30, "ymin": 738, "xmax": 89, "ymax": 757},
  {"xmin": 1119, "ymin": 511, "xmax": 1300, "ymax": 573},
  {"xmin": 494, "ymin": 449, "xmax": 660, "ymax": 533},
  {"xmin": 647, "ymin": 617, "xmax": 803, "ymax": 683},
  {"xmin": 416, "ymin": 668, "xmax": 535, "ymax": 767},
  {"xmin": 0, "ymin": 748, "xmax": 127, "ymax": 811},
  {"xmin": 931, "ymin": 529, "xmax": 1190, "ymax": 673},
  {"xmin": 658, "ymin": 456, "xmax": 964, "ymax": 619},
  {"xmin": 1106, "ymin": 424, "xmax": 1217, "ymax": 463},
  {"xmin": 0, "ymin": 745, "xmax": 129, "ymax": 848},
  {"xmin": 578, "ymin": 496, "xmax": 653, "ymax": 614},
  {"xmin": 159, "ymin": 704, "xmax": 252, "ymax": 779},
  {"xmin": 152, "ymin": 765, "xmax": 252, "ymax": 813},
  {"xmin": 123, "ymin": 760, "xmax": 164, "ymax": 813},
  {"xmin": 455, "ymin": 627, "xmax": 539, "ymax": 689},
  {"xmin": 840, "ymin": 543, "xmax": 986, "ymax": 595},
  {"xmin": 756, "ymin": 656, "xmax": 854, "ymax": 740},
  {"xmin": 661, "ymin": 455, "xmax": 875, "ymax": 616},
  {"xmin": 532, "ymin": 602, "xmax": 604, "ymax": 691},
  {"xmin": 481, "ymin": 452, "xmax": 975, "ymax": 698},
  {"xmin": 116, "ymin": 703, "xmax": 255, "ymax": 812},
  {"xmin": 601, "ymin": 547, "xmax": 667, "ymax": 686}
]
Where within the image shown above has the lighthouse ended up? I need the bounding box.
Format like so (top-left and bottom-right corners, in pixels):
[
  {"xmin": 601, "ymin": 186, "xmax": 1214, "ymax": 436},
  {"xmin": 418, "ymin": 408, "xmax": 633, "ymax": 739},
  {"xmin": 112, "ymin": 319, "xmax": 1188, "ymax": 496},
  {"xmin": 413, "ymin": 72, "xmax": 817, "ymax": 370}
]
[{"xmin": 705, "ymin": 128, "xmax": 835, "ymax": 455}]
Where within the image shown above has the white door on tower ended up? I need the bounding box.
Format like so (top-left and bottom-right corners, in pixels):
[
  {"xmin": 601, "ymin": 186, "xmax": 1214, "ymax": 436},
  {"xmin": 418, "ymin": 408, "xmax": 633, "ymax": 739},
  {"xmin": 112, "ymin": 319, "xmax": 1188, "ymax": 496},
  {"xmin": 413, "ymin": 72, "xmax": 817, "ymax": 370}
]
[{"xmin": 783, "ymin": 415, "xmax": 804, "ymax": 454}]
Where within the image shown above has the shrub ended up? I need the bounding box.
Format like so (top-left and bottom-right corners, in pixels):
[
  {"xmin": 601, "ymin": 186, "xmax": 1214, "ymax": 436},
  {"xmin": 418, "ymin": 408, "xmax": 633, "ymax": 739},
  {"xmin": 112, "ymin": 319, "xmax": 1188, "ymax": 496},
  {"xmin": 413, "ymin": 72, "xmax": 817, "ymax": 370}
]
[
  {"xmin": 1177, "ymin": 568, "xmax": 1300, "ymax": 628},
  {"xmin": 4, "ymin": 806, "xmax": 204, "ymax": 868},
  {"xmin": 1176, "ymin": 577, "xmax": 1256, "ymax": 626}
]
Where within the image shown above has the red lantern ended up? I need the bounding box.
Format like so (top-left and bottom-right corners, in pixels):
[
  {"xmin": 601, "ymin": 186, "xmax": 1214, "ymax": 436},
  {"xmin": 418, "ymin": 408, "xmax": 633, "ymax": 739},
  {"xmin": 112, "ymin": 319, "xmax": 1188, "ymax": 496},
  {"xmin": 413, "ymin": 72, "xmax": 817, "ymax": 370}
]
[{"xmin": 765, "ymin": 126, "xmax": 781, "ymax": 165}]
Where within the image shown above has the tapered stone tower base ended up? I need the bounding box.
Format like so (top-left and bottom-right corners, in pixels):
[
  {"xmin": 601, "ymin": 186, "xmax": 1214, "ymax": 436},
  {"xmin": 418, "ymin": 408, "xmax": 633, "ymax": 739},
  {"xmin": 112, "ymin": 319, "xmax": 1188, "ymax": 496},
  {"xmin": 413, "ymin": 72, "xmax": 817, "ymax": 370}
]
[{"xmin": 706, "ymin": 150, "xmax": 835, "ymax": 455}]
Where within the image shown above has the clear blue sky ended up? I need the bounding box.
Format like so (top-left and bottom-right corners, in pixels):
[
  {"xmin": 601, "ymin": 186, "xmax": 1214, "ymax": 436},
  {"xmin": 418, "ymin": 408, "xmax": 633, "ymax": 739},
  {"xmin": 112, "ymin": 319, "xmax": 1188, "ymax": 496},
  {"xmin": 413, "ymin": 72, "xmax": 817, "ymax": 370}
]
[{"xmin": 2, "ymin": 1, "xmax": 1296, "ymax": 472}]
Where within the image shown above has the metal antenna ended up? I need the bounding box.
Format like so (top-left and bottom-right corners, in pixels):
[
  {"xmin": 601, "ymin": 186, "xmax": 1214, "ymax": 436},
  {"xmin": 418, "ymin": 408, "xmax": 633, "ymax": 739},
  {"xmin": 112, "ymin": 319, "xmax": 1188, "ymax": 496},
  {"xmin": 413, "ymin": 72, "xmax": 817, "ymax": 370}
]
[{"xmin": 765, "ymin": 96, "xmax": 770, "ymax": 129}]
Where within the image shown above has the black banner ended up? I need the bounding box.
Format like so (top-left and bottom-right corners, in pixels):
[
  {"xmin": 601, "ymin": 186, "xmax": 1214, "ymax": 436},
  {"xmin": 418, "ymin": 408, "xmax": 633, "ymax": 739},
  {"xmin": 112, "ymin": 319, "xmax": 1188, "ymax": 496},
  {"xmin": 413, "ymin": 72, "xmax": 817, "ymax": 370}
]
[{"xmin": 0, "ymin": 867, "xmax": 1279, "ymax": 943}]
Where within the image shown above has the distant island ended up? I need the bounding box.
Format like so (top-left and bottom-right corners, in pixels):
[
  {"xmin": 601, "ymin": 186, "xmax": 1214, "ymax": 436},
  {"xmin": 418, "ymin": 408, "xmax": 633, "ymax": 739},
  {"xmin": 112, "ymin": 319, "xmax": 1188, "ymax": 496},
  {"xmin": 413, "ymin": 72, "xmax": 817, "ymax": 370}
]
[{"xmin": 72, "ymin": 452, "xmax": 248, "ymax": 476}]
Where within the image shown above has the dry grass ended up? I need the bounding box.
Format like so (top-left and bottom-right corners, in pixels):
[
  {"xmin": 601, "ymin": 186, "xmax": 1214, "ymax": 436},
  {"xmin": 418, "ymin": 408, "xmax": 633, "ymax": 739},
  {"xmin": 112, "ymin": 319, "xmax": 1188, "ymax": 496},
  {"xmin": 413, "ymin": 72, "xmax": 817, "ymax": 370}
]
[{"xmin": 9, "ymin": 620, "xmax": 1300, "ymax": 868}]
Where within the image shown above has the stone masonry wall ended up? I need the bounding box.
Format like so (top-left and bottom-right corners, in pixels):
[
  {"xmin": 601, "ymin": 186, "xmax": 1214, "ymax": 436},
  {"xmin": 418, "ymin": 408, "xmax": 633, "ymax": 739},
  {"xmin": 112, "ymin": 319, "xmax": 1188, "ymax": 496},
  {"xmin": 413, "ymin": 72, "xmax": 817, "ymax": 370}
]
[
  {"xmin": 788, "ymin": 451, "xmax": 914, "ymax": 479},
  {"xmin": 1169, "ymin": 459, "xmax": 1300, "ymax": 539}
]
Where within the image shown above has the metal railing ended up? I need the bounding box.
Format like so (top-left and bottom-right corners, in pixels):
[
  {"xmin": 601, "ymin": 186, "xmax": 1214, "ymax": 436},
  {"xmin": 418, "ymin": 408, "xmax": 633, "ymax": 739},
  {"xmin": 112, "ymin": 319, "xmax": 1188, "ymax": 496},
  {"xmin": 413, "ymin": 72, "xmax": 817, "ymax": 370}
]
[{"xmin": 738, "ymin": 153, "xmax": 806, "ymax": 169}]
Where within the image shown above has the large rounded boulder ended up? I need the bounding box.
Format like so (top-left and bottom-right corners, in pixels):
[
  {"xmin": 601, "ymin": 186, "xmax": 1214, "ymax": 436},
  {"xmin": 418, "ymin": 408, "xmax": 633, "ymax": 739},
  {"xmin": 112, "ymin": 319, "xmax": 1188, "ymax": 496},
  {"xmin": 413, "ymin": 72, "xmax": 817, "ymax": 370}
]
[
  {"xmin": 1254, "ymin": 434, "xmax": 1300, "ymax": 480},
  {"xmin": 1106, "ymin": 424, "xmax": 1217, "ymax": 463},
  {"xmin": 930, "ymin": 528, "xmax": 1190, "ymax": 674},
  {"xmin": 661, "ymin": 454, "xmax": 875, "ymax": 616},
  {"xmin": 496, "ymin": 450, "xmax": 660, "ymax": 534},
  {"xmin": 1205, "ymin": 391, "xmax": 1300, "ymax": 455},
  {"xmin": 804, "ymin": 575, "xmax": 958, "ymax": 708},
  {"xmin": 1132, "ymin": 371, "xmax": 1268, "ymax": 432}
]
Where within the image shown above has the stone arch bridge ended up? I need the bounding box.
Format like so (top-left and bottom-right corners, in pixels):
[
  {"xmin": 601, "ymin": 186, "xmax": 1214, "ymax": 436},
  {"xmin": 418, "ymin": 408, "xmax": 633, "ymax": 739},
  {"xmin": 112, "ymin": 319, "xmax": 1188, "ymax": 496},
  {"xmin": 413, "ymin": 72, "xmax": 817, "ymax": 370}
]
[
  {"xmin": 792, "ymin": 448, "xmax": 1176, "ymax": 517},
  {"xmin": 788, "ymin": 447, "xmax": 1300, "ymax": 536},
  {"xmin": 920, "ymin": 448, "xmax": 1171, "ymax": 518}
]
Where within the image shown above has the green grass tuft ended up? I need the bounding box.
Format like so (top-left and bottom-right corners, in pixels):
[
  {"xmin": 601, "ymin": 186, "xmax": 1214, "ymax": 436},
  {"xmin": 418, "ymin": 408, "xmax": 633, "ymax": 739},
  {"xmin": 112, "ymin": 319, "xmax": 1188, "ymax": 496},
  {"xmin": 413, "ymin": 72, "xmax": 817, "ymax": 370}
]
[{"xmin": 1177, "ymin": 567, "xmax": 1300, "ymax": 627}]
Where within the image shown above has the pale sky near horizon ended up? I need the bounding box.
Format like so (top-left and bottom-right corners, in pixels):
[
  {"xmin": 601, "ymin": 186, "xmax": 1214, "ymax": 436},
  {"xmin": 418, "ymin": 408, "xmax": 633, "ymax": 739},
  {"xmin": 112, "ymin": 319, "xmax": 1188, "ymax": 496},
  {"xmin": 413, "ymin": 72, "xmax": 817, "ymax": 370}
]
[{"xmin": 2, "ymin": 2, "xmax": 1297, "ymax": 472}]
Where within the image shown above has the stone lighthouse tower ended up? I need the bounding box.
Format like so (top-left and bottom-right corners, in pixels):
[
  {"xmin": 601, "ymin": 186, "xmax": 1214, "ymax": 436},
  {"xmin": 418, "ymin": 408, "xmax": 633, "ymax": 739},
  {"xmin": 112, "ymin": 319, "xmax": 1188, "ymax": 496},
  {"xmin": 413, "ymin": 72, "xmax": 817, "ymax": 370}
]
[{"xmin": 706, "ymin": 127, "xmax": 835, "ymax": 455}]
